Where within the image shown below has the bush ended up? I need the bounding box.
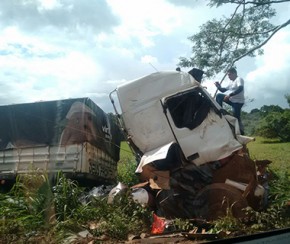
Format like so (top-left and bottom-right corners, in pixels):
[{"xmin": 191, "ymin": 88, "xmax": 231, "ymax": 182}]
[
  {"xmin": 117, "ymin": 158, "xmax": 139, "ymax": 186},
  {"xmin": 255, "ymin": 110, "xmax": 290, "ymax": 142}
]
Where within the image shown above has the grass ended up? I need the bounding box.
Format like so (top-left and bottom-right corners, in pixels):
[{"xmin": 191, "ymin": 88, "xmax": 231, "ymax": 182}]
[
  {"xmin": 0, "ymin": 171, "xmax": 152, "ymax": 243},
  {"xmin": 117, "ymin": 141, "xmax": 139, "ymax": 186},
  {"xmin": 247, "ymin": 136, "xmax": 290, "ymax": 172},
  {"xmin": 119, "ymin": 141, "xmax": 135, "ymax": 160}
]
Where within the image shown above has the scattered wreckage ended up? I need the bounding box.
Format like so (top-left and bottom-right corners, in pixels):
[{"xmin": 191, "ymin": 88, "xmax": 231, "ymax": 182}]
[{"xmin": 109, "ymin": 69, "xmax": 272, "ymax": 223}]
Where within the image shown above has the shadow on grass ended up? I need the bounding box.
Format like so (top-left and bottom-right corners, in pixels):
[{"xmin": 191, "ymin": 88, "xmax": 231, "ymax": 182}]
[{"xmin": 261, "ymin": 139, "xmax": 282, "ymax": 144}]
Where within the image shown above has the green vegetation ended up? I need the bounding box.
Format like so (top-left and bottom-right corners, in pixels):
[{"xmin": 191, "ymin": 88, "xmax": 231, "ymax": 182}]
[
  {"xmin": 255, "ymin": 110, "xmax": 290, "ymax": 142},
  {"xmin": 179, "ymin": 0, "xmax": 290, "ymax": 78},
  {"xmin": 117, "ymin": 141, "xmax": 139, "ymax": 185},
  {"xmin": 0, "ymin": 170, "xmax": 151, "ymax": 243},
  {"xmin": 0, "ymin": 138, "xmax": 290, "ymax": 242},
  {"xmin": 242, "ymin": 104, "xmax": 290, "ymax": 143},
  {"xmin": 247, "ymin": 137, "xmax": 290, "ymax": 170},
  {"xmin": 286, "ymin": 93, "xmax": 290, "ymax": 106}
]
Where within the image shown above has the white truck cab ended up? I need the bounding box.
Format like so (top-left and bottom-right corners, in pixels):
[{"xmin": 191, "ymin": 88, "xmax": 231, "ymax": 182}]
[{"xmin": 110, "ymin": 70, "xmax": 252, "ymax": 172}]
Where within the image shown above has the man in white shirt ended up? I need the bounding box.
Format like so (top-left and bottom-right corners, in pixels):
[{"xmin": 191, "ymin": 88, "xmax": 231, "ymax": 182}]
[{"xmin": 214, "ymin": 67, "xmax": 245, "ymax": 134}]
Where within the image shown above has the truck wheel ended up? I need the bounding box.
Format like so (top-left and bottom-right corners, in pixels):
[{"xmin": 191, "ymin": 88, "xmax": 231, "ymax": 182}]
[{"xmin": 194, "ymin": 183, "xmax": 248, "ymax": 220}]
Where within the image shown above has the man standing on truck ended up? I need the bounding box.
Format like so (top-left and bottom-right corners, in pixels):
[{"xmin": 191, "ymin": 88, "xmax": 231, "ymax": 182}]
[{"xmin": 214, "ymin": 67, "xmax": 245, "ymax": 134}]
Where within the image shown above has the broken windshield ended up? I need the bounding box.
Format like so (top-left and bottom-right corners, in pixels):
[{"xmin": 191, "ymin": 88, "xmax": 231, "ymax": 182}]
[{"xmin": 164, "ymin": 88, "xmax": 211, "ymax": 130}]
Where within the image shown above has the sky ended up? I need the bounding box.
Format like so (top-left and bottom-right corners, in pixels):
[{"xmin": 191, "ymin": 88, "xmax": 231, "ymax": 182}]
[{"xmin": 0, "ymin": 0, "xmax": 289, "ymax": 113}]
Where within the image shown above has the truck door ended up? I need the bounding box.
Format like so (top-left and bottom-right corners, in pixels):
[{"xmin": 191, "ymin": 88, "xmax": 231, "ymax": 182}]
[{"xmin": 162, "ymin": 87, "xmax": 242, "ymax": 166}]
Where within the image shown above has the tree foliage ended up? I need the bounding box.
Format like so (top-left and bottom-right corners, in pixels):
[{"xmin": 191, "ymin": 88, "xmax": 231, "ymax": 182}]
[
  {"xmin": 260, "ymin": 104, "xmax": 284, "ymax": 115},
  {"xmin": 179, "ymin": 0, "xmax": 290, "ymax": 78},
  {"xmin": 285, "ymin": 93, "xmax": 290, "ymax": 107},
  {"xmin": 242, "ymin": 96, "xmax": 290, "ymax": 141},
  {"xmin": 255, "ymin": 110, "xmax": 290, "ymax": 142}
]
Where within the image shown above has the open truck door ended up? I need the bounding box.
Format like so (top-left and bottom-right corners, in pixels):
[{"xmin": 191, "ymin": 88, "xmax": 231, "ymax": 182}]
[{"xmin": 160, "ymin": 86, "xmax": 243, "ymax": 165}]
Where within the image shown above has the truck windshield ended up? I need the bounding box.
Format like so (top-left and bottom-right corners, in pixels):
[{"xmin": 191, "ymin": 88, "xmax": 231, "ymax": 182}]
[{"xmin": 165, "ymin": 88, "xmax": 211, "ymax": 130}]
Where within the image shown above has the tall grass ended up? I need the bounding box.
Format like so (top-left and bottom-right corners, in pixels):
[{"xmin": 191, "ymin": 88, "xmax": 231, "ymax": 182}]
[
  {"xmin": 0, "ymin": 141, "xmax": 148, "ymax": 243},
  {"xmin": 117, "ymin": 141, "xmax": 139, "ymax": 186}
]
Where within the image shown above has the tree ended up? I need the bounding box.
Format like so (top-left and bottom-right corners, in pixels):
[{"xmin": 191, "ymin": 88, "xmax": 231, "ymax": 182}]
[
  {"xmin": 260, "ymin": 104, "xmax": 284, "ymax": 115},
  {"xmin": 249, "ymin": 108, "xmax": 260, "ymax": 114},
  {"xmin": 179, "ymin": 0, "xmax": 290, "ymax": 79},
  {"xmin": 285, "ymin": 93, "xmax": 290, "ymax": 107},
  {"xmin": 255, "ymin": 110, "xmax": 290, "ymax": 142}
]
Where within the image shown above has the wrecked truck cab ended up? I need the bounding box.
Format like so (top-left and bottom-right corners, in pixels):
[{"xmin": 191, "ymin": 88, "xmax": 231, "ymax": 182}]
[
  {"xmin": 110, "ymin": 71, "xmax": 252, "ymax": 169},
  {"xmin": 110, "ymin": 70, "xmax": 265, "ymax": 220}
]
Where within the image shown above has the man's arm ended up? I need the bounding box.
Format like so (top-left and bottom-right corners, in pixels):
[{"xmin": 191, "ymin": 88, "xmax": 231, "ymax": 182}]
[
  {"xmin": 229, "ymin": 85, "xmax": 243, "ymax": 97},
  {"xmin": 214, "ymin": 82, "xmax": 228, "ymax": 92}
]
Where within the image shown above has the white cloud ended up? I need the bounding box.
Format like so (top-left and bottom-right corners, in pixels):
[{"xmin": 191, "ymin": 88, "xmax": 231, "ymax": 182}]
[
  {"xmin": 106, "ymin": 0, "xmax": 185, "ymax": 48},
  {"xmin": 37, "ymin": 0, "xmax": 61, "ymax": 10},
  {"xmin": 246, "ymin": 30, "xmax": 290, "ymax": 106},
  {"xmin": 0, "ymin": 0, "xmax": 119, "ymax": 35},
  {"xmin": 0, "ymin": 0, "xmax": 289, "ymax": 114},
  {"xmin": 141, "ymin": 55, "xmax": 158, "ymax": 64}
]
